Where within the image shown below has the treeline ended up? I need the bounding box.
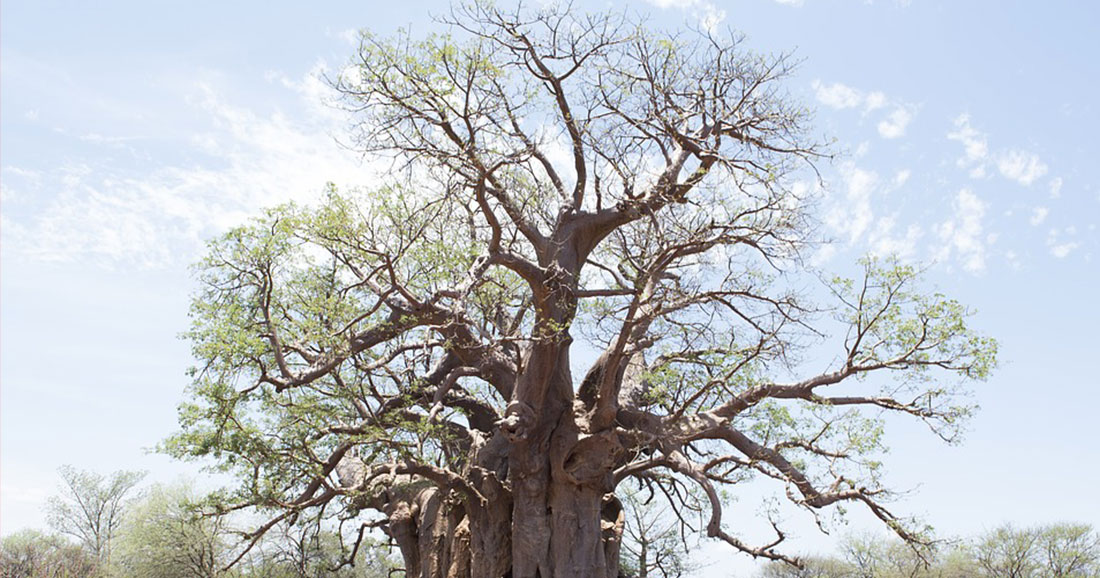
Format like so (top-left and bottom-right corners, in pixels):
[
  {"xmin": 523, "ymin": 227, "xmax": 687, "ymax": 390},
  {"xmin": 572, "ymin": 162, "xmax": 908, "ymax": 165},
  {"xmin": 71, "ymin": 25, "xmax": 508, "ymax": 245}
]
[
  {"xmin": 759, "ymin": 524, "xmax": 1100, "ymax": 578},
  {"xmin": 0, "ymin": 467, "xmax": 395, "ymax": 578},
  {"xmin": 5, "ymin": 466, "xmax": 1098, "ymax": 577}
]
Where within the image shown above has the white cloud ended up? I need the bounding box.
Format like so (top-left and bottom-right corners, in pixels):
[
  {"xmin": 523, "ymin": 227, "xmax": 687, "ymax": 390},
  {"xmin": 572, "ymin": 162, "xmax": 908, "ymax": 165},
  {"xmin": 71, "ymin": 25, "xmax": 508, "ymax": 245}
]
[
  {"xmin": 868, "ymin": 217, "xmax": 923, "ymax": 259},
  {"xmin": 1047, "ymin": 227, "xmax": 1079, "ymax": 258},
  {"xmin": 948, "ymin": 114, "xmax": 1051, "ymax": 187},
  {"xmin": 864, "ymin": 91, "xmax": 887, "ymax": 112},
  {"xmin": 811, "ymin": 243, "xmax": 837, "ymax": 266},
  {"xmin": 877, "ymin": 107, "xmax": 913, "ymax": 139},
  {"xmin": 996, "ymin": 149, "xmax": 1048, "ymax": 186},
  {"xmin": 2, "ymin": 166, "xmax": 42, "ymax": 180},
  {"xmin": 893, "ymin": 169, "xmax": 911, "ymax": 187},
  {"xmin": 1029, "ymin": 206, "xmax": 1049, "ymax": 226},
  {"xmin": 812, "ymin": 80, "xmax": 864, "ymax": 110},
  {"xmin": 946, "ymin": 114, "xmax": 988, "ymax": 176},
  {"xmin": 813, "ymin": 81, "xmax": 916, "ymax": 139},
  {"xmin": 1050, "ymin": 242, "xmax": 1079, "ymax": 258},
  {"xmin": 698, "ymin": 3, "xmax": 726, "ymax": 31},
  {"xmin": 823, "ymin": 163, "xmax": 925, "ymax": 258},
  {"xmin": 4, "ymin": 73, "xmax": 380, "ymax": 268},
  {"xmin": 329, "ymin": 27, "xmax": 360, "ymax": 47},
  {"xmin": 1, "ymin": 166, "xmax": 43, "ymax": 203},
  {"xmin": 644, "ymin": 0, "xmax": 727, "ymax": 29},
  {"xmin": 265, "ymin": 60, "xmax": 348, "ymax": 125},
  {"xmin": 1048, "ymin": 176, "xmax": 1063, "ymax": 199},
  {"xmin": 825, "ymin": 163, "xmax": 878, "ymax": 244},
  {"xmin": 934, "ymin": 188, "xmax": 988, "ymax": 273}
]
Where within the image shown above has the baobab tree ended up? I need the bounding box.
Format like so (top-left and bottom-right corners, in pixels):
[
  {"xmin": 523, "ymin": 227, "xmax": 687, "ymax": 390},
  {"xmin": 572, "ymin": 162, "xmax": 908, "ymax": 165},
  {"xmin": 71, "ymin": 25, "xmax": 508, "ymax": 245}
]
[{"xmin": 167, "ymin": 2, "xmax": 997, "ymax": 577}]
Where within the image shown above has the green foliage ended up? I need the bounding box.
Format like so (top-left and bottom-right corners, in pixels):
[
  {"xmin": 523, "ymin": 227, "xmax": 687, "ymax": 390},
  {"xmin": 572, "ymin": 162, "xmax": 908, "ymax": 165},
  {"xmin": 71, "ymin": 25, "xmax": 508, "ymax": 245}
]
[
  {"xmin": 831, "ymin": 257, "xmax": 998, "ymax": 381},
  {"xmin": 45, "ymin": 466, "xmax": 145, "ymax": 567},
  {"xmin": 166, "ymin": 187, "xmax": 476, "ymax": 502},
  {"xmin": 238, "ymin": 521, "xmax": 395, "ymax": 578},
  {"xmin": 617, "ymin": 484, "xmax": 701, "ymax": 578},
  {"xmin": 0, "ymin": 530, "xmax": 98, "ymax": 578},
  {"xmin": 974, "ymin": 523, "xmax": 1100, "ymax": 578},
  {"xmin": 759, "ymin": 556, "xmax": 852, "ymax": 578},
  {"xmin": 112, "ymin": 482, "xmax": 229, "ymax": 578},
  {"xmin": 827, "ymin": 257, "xmax": 999, "ymax": 442},
  {"xmin": 759, "ymin": 524, "xmax": 1100, "ymax": 578},
  {"xmin": 2, "ymin": 473, "xmax": 397, "ymax": 578}
]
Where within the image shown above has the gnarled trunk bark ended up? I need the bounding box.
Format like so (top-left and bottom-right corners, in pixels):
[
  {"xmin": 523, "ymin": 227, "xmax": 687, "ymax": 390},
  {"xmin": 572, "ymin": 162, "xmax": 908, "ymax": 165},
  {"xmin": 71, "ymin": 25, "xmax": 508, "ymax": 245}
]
[
  {"xmin": 380, "ymin": 438, "xmax": 624, "ymax": 578},
  {"xmin": 380, "ymin": 410, "xmax": 625, "ymax": 577}
]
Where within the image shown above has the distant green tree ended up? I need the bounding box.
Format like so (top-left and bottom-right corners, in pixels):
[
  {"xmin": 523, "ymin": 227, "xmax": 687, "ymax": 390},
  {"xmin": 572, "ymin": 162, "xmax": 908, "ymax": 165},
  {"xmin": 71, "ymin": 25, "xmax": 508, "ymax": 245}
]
[
  {"xmin": 112, "ymin": 482, "xmax": 229, "ymax": 578},
  {"xmin": 616, "ymin": 484, "xmax": 699, "ymax": 578},
  {"xmin": 839, "ymin": 532, "xmax": 943, "ymax": 578},
  {"xmin": 1036, "ymin": 523, "xmax": 1100, "ymax": 577},
  {"xmin": 45, "ymin": 466, "xmax": 145, "ymax": 569},
  {"xmin": 0, "ymin": 530, "xmax": 97, "ymax": 578},
  {"xmin": 239, "ymin": 520, "xmax": 394, "ymax": 578},
  {"xmin": 839, "ymin": 532, "xmax": 884, "ymax": 578},
  {"xmin": 759, "ymin": 556, "xmax": 852, "ymax": 578},
  {"xmin": 758, "ymin": 524, "xmax": 1100, "ymax": 578},
  {"xmin": 933, "ymin": 546, "xmax": 981, "ymax": 578},
  {"xmin": 974, "ymin": 524, "xmax": 1041, "ymax": 578},
  {"xmin": 974, "ymin": 523, "xmax": 1100, "ymax": 578}
]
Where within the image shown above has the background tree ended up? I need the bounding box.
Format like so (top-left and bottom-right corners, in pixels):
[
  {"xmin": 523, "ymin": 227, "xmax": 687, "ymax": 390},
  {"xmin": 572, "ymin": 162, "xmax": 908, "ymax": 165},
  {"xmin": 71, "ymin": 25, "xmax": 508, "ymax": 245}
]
[
  {"xmin": 0, "ymin": 530, "xmax": 97, "ymax": 578},
  {"xmin": 1035, "ymin": 523, "xmax": 1100, "ymax": 578},
  {"xmin": 973, "ymin": 523, "xmax": 1100, "ymax": 578},
  {"xmin": 238, "ymin": 520, "xmax": 395, "ymax": 578},
  {"xmin": 166, "ymin": 2, "xmax": 998, "ymax": 577},
  {"xmin": 839, "ymin": 532, "xmax": 967, "ymax": 578},
  {"xmin": 617, "ymin": 484, "xmax": 699, "ymax": 578},
  {"xmin": 112, "ymin": 481, "xmax": 229, "ymax": 578},
  {"xmin": 974, "ymin": 525, "xmax": 1040, "ymax": 578},
  {"xmin": 756, "ymin": 524, "xmax": 1100, "ymax": 578},
  {"xmin": 44, "ymin": 465, "xmax": 144, "ymax": 570},
  {"xmin": 759, "ymin": 556, "xmax": 852, "ymax": 578},
  {"xmin": 839, "ymin": 532, "xmax": 884, "ymax": 578}
]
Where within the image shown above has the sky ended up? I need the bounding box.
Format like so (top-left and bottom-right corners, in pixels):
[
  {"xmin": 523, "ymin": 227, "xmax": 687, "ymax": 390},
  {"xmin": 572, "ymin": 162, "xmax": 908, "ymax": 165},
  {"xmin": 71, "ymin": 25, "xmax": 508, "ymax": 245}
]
[{"xmin": 2, "ymin": 0, "xmax": 1098, "ymax": 575}]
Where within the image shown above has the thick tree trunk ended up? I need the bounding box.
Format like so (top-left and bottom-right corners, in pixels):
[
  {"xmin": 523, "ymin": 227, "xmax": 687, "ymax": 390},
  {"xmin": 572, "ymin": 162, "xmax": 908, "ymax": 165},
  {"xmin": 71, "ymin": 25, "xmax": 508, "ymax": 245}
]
[
  {"xmin": 384, "ymin": 250, "xmax": 627, "ymax": 578},
  {"xmin": 549, "ymin": 480, "xmax": 612, "ymax": 577},
  {"xmin": 388, "ymin": 470, "xmax": 622, "ymax": 578},
  {"xmin": 507, "ymin": 335, "xmax": 572, "ymax": 578},
  {"xmin": 503, "ymin": 248, "xmax": 625, "ymax": 578},
  {"xmin": 377, "ymin": 373, "xmax": 626, "ymax": 578},
  {"xmin": 549, "ymin": 409, "xmax": 625, "ymax": 578},
  {"xmin": 509, "ymin": 415, "xmax": 624, "ymax": 578},
  {"xmin": 510, "ymin": 430, "xmax": 554, "ymax": 578}
]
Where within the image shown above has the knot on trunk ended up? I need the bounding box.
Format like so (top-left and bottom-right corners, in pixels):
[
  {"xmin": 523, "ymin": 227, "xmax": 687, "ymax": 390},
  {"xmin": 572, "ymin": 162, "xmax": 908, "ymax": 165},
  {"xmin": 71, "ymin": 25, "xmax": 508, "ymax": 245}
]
[
  {"xmin": 559, "ymin": 430, "xmax": 624, "ymax": 489},
  {"xmin": 497, "ymin": 400, "xmax": 535, "ymax": 442}
]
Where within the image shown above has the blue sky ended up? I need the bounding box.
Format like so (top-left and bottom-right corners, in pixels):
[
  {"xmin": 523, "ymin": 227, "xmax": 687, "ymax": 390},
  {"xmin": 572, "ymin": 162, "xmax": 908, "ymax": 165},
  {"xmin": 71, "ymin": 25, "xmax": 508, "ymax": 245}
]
[{"xmin": 2, "ymin": 0, "xmax": 1098, "ymax": 575}]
